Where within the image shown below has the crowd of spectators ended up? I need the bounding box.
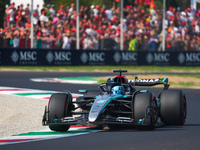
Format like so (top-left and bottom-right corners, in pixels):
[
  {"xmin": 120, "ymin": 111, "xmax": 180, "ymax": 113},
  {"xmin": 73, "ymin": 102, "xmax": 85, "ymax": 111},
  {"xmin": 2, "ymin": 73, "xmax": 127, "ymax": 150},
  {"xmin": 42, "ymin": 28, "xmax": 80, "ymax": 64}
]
[{"xmin": 0, "ymin": 2, "xmax": 200, "ymax": 51}]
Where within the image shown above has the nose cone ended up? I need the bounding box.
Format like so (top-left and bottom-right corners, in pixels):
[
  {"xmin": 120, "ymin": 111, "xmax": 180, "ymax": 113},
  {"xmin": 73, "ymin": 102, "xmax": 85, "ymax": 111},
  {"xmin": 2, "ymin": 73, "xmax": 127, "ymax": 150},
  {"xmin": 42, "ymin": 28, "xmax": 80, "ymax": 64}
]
[
  {"xmin": 88, "ymin": 95, "xmax": 111, "ymax": 122},
  {"xmin": 89, "ymin": 111, "xmax": 99, "ymax": 122},
  {"xmin": 89, "ymin": 103, "xmax": 102, "ymax": 122}
]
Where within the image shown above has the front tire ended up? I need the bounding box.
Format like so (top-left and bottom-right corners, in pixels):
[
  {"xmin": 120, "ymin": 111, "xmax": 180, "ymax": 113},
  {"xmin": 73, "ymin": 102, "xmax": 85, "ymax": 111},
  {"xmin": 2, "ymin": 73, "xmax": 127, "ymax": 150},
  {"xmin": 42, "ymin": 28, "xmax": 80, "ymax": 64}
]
[
  {"xmin": 160, "ymin": 90, "xmax": 187, "ymax": 125},
  {"xmin": 48, "ymin": 93, "xmax": 72, "ymax": 131},
  {"xmin": 134, "ymin": 92, "xmax": 156, "ymax": 130}
]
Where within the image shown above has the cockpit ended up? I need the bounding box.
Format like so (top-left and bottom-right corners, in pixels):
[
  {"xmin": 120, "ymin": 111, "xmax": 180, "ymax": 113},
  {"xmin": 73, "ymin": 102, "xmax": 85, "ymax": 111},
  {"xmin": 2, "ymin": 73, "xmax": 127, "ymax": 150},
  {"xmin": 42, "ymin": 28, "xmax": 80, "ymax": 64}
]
[{"xmin": 99, "ymin": 82, "xmax": 136, "ymax": 95}]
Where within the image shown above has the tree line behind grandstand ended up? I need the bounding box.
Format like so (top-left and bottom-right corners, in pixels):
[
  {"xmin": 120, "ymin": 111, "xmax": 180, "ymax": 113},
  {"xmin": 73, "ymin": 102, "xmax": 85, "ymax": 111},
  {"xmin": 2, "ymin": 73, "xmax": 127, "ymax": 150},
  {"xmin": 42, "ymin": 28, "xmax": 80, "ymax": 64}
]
[{"xmin": 0, "ymin": 0, "xmax": 200, "ymax": 51}]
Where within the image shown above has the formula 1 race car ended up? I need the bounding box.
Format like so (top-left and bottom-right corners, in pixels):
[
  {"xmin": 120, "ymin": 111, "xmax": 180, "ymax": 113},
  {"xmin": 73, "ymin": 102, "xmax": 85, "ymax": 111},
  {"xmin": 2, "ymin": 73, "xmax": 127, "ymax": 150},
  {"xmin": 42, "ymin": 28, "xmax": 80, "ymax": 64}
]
[{"xmin": 42, "ymin": 70, "xmax": 187, "ymax": 131}]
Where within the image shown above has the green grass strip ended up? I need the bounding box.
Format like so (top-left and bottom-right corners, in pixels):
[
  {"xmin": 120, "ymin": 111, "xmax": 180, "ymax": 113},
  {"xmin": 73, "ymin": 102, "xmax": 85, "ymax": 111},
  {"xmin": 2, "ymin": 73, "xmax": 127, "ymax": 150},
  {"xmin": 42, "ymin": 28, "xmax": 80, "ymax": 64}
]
[
  {"xmin": 14, "ymin": 93, "xmax": 53, "ymax": 96},
  {"xmin": 13, "ymin": 130, "xmax": 94, "ymax": 136},
  {"xmin": 178, "ymin": 82, "xmax": 199, "ymax": 86},
  {"xmin": 1, "ymin": 66, "xmax": 200, "ymax": 72},
  {"xmin": 58, "ymin": 76, "xmax": 100, "ymax": 81}
]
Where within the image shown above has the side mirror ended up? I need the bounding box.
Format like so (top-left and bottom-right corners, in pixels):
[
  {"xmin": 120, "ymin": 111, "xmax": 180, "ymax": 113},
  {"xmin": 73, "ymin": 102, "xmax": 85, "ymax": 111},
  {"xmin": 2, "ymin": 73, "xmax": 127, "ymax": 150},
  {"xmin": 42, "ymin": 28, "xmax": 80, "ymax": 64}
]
[{"xmin": 78, "ymin": 89, "xmax": 88, "ymax": 94}]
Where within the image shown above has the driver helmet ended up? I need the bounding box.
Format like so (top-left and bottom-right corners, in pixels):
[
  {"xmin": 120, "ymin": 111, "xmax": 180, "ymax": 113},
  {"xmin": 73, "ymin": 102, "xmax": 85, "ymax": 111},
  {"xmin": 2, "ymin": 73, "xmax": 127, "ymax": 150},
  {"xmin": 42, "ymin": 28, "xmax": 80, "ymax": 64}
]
[{"xmin": 112, "ymin": 86, "xmax": 125, "ymax": 95}]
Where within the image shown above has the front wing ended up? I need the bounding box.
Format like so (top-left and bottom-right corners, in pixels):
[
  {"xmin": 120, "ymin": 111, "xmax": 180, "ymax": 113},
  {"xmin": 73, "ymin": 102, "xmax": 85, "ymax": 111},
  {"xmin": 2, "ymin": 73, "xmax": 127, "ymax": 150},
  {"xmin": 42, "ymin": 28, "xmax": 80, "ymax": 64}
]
[{"xmin": 42, "ymin": 107, "xmax": 154, "ymax": 127}]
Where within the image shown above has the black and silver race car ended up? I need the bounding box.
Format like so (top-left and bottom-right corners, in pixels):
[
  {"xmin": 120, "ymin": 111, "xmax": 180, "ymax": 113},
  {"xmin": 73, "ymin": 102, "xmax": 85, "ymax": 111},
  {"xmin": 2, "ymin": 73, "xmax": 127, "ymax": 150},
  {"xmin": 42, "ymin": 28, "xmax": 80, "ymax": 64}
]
[{"xmin": 42, "ymin": 70, "xmax": 187, "ymax": 131}]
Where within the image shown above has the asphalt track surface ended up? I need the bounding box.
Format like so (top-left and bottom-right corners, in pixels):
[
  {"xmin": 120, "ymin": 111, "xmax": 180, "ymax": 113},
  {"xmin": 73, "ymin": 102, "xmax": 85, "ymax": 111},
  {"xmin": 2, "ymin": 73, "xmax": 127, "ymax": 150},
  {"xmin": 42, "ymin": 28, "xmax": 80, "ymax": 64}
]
[{"xmin": 0, "ymin": 71, "xmax": 200, "ymax": 150}]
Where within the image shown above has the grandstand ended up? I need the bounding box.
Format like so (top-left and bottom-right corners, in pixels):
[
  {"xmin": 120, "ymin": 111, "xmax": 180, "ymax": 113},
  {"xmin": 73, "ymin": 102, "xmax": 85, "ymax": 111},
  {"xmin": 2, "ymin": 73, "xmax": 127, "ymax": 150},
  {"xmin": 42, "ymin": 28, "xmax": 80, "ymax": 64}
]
[{"xmin": 0, "ymin": 1, "xmax": 200, "ymax": 51}]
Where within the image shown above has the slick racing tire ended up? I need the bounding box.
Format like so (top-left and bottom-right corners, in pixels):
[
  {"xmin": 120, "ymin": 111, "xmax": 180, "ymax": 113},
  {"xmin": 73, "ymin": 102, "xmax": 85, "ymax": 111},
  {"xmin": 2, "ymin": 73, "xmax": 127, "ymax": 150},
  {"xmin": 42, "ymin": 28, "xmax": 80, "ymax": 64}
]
[
  {"xmin": 134, "ymin": 92, "xmax": 156, "ymax": 130},
  {"xmin": 48, "ymin": 93, "xmax": 73, "ymax": 132},
  {"xmin": 160, "ymin": 90, "xmax": 187, "ymax": 125}
]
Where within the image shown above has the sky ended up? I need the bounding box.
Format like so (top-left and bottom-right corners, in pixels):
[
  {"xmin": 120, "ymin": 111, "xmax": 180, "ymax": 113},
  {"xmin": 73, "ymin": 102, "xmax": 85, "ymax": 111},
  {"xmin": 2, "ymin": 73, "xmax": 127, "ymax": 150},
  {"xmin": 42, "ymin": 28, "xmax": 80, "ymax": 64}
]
[{"xmin": 10, "ymin": 0, "xmax": 44, "ymax": 10}]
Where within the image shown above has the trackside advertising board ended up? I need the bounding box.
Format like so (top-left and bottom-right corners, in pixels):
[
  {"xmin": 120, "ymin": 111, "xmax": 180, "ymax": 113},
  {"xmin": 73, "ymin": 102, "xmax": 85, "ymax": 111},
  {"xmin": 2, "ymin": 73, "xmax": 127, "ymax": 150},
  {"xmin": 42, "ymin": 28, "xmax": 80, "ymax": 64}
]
[{"xmin": 0, "ymin": 48, "xmax": 200, "ymax": 66}]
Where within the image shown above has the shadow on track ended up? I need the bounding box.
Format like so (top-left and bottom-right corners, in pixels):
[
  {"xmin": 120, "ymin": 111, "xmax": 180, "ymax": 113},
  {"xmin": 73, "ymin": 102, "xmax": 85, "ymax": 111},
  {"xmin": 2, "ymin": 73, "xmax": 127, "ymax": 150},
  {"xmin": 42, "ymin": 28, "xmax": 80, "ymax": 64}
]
[
  {"xmin": 99, "ymin": 125, "xmax": 187, "ymax": 133},
  {"xmin": 184, "ymin": 124, "xmax": 200, "ymax": 127}
]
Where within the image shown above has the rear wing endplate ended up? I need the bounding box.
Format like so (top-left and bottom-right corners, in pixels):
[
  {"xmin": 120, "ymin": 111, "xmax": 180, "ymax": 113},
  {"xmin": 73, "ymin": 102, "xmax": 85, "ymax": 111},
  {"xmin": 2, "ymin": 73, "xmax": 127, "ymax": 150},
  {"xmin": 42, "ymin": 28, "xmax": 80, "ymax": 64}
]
[{"xmin": 128, "ymin": 78, "xmax": 170, "ymax": 90}]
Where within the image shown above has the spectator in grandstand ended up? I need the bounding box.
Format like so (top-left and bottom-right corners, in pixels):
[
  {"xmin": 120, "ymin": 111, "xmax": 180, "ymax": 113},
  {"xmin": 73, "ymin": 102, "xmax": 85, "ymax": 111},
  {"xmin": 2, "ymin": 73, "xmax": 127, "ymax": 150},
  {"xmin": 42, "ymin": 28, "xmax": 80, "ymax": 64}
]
[
  {"xmin": 18, "ymin": 31, "xmax": 25, "ymax": 48},
  {"xmin": 70, "ymin": 33, "xmax": 76, "ymax": 49},
  {"xmin": 0, "ymin": 30, "xmax": 4, "ymax": 47},
  {"xmin": 53, "ymin": 13, "xmax": 60, "ymax": 25},
  {"xmin": 69, "ymin": 3, "xmax": 75, "ymax": 16},
  {"xmin": 89, "ymin": 5, "xmax": 95, "ymax": 16},
  {"xmin": 57, "ymin": 5, "xmax": 65, "ymax": 18},
  {"xmin": 25, "ymin": 4, "xmax": 31, "ymax": 17},
  {"xmin": 166, "ymin": 35, "xmax": 173, "ymax": 51},
  {"xmin": 93, "ymin": 5, "xmax": 99, "ymax": 17},
  {"xmin": 40, "ymin": 4, "xmax": 46, "ymax": 16},
  {"xmin": 85, "ymin": 24, "xmax": 97, "ymax": 37},
  {"xmin": 1, "ymin": 2, "xmax": 200, "ymax": 51},
  {"xmin": 105, "ymin": 7, "xmax": 113, "ymax": 21},
  {"xmin": 43, "ymin": 33, "xmax": 52, "ymax": 48},
  {"xmin": 83, "ymin": 34, "xmax": 93, "ymax": 49},
  {"xmin": 55, "ymin": 34, "xmax": 63, "ymax": 48},
  {"xmin": 24, "ymin": 31, "xmax": 31, "ymax": 48},
  {"xmin": 173, "ymin": 33, "xmax": 186, "ymax": 50},
  {"xmin": 92, "ymin": 35, "xmax": 99, "ymax": 50},
  {"xmin": 49, "ymin": 5, "xmax": 56, "ymax": 18},
  {"xmin": 40, "ymin": 11, "xmax": 49, "ymax": 27},
  {"xmin": 62, "ymin": 32, "xmax": 72, "ymax": 49},
  {"xmin": 36, "ymin": 35, "xmax": 42, "ymax": 49},
  {"xmin": 197, "ymin": 37, "xmax": 200, "ymax": 51},
  {"xmin": 148, "ymin": 32, "xmax": 159, "ymax": 51},
  {"xmin": 45, "ymin": 4, "xmax": 51, "ymax": 18},
  {"xmin": 190, "ymin": 36, "xmax": 199, "ymax": 51},
  {"xmin": 12, "ymin": 33, "xmax": 20, "ymax": 48},
  {"xmin": 25, "ymin": 18, "xmax": 31, "ymax": 30},
  {"xmin": 5, "ymin": 5, "xmax": 15, "ymax": 28},
  {"xmin": 3, "ymin": 29, "xmax": 13, "ymax": 48},
  {"xmin": 34, "ymin": 4, "xmax": 41, "ymax": 19},
  {"xmin": 128, "ymin": 34, "xmax": 138, "ymax": 51},
  {"xmin": 20, "ymin": 10, "xmax": 27, "ymax": 28},
  {"xmin": 141, "ymin": 35, "xmax": 149, "ymax": 51},
  {"xmin": 32, "ymin": 12, "xmax": 38, "ymax": 25}
]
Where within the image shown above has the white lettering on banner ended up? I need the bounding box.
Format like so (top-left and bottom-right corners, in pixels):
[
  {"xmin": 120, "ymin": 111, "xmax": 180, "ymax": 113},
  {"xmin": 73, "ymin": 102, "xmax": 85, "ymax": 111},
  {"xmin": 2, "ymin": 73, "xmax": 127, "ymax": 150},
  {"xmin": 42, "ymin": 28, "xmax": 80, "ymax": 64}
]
[
  {"xmin": 186, "ymin": 53, "xmax": 200, "ymax": 62},
  {"xmin": 154, "ymin": 53, "xmax": 170, "ymax": 62},
  {"xmin": 89, "ymin": 52, "xmax": 105, "ymax": 62},
  {"xmin": 20, "ymin": 51, "xmax": 37, "ymax": 61},
  {"xmin": 122, "ymin": 52, "xmax": 137, "ymax": 61},
  {"xmin": 55, "ymin": 52, "xmax": 71, "ymax": 61},
  {"xmin": 146, "ymin": 53, "xmax": 170, "ymax": 64}
]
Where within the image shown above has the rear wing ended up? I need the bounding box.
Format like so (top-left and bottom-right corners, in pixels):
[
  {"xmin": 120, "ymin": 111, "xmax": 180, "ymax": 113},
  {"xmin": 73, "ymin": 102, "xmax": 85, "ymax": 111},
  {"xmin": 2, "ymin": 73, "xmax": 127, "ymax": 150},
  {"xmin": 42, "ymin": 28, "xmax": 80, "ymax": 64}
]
[{"xmin": 128, "ymin": 78, "xmax": 170, "ymax": 90}]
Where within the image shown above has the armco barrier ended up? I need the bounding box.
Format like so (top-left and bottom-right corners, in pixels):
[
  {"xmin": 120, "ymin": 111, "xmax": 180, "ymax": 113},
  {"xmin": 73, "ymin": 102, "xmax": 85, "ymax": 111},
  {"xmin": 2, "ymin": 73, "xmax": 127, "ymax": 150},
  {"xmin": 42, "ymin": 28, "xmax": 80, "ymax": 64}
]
[{"xmin": 0, "ymin": 48, "xmax": 200, "ymax": 66}]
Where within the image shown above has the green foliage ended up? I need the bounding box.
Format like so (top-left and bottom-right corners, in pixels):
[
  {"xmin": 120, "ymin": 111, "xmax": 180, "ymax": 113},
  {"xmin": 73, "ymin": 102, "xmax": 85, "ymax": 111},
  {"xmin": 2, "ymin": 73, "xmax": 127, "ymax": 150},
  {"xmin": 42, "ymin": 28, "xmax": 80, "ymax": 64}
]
[
  {"xmin": 44, "ymin": 0, "xmax": 116, "ymax": 11},
  {"xmin": 154, "ymin": 0, "xmax": 190, "ymax": 10},
  {"xmin": 0, "ymin": 0, "xmax": 10, "ymax": 28},
  {"xmin": 42, "ymin": 0, "xmax": 193, "ymax": 12}
]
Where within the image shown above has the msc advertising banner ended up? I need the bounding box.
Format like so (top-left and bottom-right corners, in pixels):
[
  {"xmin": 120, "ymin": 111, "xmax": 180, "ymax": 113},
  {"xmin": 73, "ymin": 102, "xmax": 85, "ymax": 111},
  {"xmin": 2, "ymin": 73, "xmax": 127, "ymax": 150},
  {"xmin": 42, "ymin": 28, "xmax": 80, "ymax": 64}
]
[{"xmin": 0, "ymin": 48, "xmax": 200, "ymax": 66}]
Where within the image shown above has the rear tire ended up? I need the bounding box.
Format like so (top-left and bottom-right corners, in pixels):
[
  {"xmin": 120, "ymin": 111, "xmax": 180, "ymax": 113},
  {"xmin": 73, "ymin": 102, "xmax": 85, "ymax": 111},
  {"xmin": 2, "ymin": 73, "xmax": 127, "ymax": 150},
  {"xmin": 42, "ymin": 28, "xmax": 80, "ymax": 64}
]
[
  {"xmin": 134, "ymin": 92, "xmax": 156, "ymax": 130},
  {"xmin": 48, "ymin": 93, "xmax": 72, "ymax": 131},
  {"xmin": 160, "ymin": 90, "xmax": 187, "ymax": 125}
]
